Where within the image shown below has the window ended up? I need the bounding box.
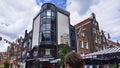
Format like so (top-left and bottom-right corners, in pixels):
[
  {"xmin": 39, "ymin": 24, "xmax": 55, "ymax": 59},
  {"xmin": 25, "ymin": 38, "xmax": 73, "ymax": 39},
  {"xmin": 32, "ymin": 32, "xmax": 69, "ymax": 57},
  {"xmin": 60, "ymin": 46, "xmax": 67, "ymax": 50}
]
[
  {"xmin": 40, "ymin": 9, "xmax": 56, "ymax": 42},
  {"xmin": 98, "ymin": 37, "xmax": 101, "ymax": 44},
  {"xmin": 94, "ymin": 37, "xmax": 98, "ymax": 43},
  {"xmin": 41, "ymin": 24, "xmax": 46, "ymax": 31},
  {"xmin": 46, "ymin": 24, "xmax": 51, "ymax": 30},
  {"xmin": 40, "ymin": 23, "xmax": 51, "ymax": 41},
  {"xmin": 80, "ymin": 41, "xmax": 84, "ymax": 48},
  {"xmin": 41, "ymin": 10, "xmax": 47, "ymax": 18},
  {"xmin": 85, "ymin": 42, "xmax": 88, "ymax": 49},
  {"xmin": 44, "ymin": 33, "xmax": 51, "ymax": 41},
  {"xmin": 40, "ymin": 48, "xmax": 55, "ymax": 58},
  {"xmin": 103, "ymin": 37, "xmax": 106, "ymax": 42},
  {"xmin": 47, "ymin": 10, "xmax": 51, "ymax": 17},
  {"xmin": 81, "ymin": 32, "xmax": 85, "ymax": 37},
  {"xmin": 80, "ymin": 52, "xmax": 85, "ymax": 56},
  {"xmin": 52, "ymin": 11, "xmax": 55, "ymax": 17},
  {"xmin": 93, "ymin": 28, "xmax": 96, "ymax": 33}
]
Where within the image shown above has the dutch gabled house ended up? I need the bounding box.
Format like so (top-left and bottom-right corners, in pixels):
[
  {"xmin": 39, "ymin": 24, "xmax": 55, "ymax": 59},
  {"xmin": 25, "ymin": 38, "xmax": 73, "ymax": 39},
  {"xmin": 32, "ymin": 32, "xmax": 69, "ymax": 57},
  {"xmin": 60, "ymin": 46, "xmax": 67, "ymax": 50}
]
[{"xmin": 75, "ymin": 13, "xmax": 107, "ymax": 56}]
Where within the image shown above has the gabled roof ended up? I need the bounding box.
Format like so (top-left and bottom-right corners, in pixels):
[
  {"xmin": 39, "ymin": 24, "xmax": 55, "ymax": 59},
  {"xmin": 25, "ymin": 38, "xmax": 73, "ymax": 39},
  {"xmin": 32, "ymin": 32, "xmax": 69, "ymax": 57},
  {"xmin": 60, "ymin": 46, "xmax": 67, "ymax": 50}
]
[
  {"xmin": 74, "ymin": 18, "xmax": 91, "ymax": 29},
  {"xmin": 75, "ymin": 13, "xmax": 98, "ymax": 29},
  {"xmin": 107, "ymin": 39, "xmax": 118, "ymax": 45}
]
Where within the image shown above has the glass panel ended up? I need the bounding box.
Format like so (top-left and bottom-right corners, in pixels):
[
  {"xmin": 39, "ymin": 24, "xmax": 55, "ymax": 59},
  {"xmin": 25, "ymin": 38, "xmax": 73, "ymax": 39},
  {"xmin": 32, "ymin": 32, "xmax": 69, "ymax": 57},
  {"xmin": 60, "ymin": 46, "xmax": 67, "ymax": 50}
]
[
  {"xmin": 52, "ymin": 11, "xmax": 55, "ymax": 17},
  {"xmin": 40, "ymin": 48, "xmax": 45, "ymax": 57},
  {"xmin": 47, "ymin": 10, "xmax": 51, "ymax": 17},
  {"xmin": 45, "ymin": 31, "xmax": 50, "ymax": 33},
  {"xmin": 41, "ymin": 32, "xmax": 45, "ymax": 41},
  {"xmin": 50, "ymin": 48, "xmax": 55, "ymax": 57},
  {"xmin": 41, "ymin": 10, "xmax": 47, "ymax": 18},
  {"xmin": 47, "ymin": 18, "xmax": 51, "ymax": 23},
  {"xmin": 45, "ymin": 33, "xmax": 51, "ymax": 41},
  {"xmin": 41, "ymin": 24, "xmax": 46, "ymax": 31},
  {"xmin": 40, "ymin": 48, "xmax": 55, "ymax": 58},
  {"xmin": 51, "ymin": 32, "xmax": 55, "ymax": 41},
  {"xmin": 44, "ymin": 10, "xmax": 47, "ymax": 16},
  {"xmin": 46, "ymin": 24, "xmax": 51, "ymax": 30},
  {"xmin": 41, "ymin": 12, "xmax": 44, "ymax": 18}
]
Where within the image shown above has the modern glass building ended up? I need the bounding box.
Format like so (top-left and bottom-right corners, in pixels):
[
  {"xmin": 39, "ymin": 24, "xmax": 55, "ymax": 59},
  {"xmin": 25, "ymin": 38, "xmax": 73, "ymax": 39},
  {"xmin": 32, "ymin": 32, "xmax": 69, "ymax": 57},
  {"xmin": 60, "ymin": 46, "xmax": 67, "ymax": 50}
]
[{"xmin": 25, "ymin": 3, "xmax": 76, "ymax": 68}]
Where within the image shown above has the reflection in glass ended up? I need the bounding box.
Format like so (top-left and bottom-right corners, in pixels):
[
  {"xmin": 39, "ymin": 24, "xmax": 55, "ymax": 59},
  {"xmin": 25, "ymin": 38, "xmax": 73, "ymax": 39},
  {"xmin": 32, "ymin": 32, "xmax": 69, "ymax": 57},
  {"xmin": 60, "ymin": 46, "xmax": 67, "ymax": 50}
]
[
  {"xmin": 40, "ymin": 9, "xmax": 56, "ymax": 42},
  {"xmin": 47, "ymin": 10, "xmax": 51, "ymax": 17},
  {"xmin": 40, "ymin": 48, "xmax": 56, "ymax": 58}
]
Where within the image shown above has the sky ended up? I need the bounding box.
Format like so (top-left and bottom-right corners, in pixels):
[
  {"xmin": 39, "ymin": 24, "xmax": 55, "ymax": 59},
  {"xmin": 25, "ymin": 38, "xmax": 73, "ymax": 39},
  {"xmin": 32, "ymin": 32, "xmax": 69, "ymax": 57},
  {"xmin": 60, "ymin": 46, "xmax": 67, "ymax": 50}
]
[{"xmin": 0, "ymin": 0, "xmax": 120, "ymax": 52}]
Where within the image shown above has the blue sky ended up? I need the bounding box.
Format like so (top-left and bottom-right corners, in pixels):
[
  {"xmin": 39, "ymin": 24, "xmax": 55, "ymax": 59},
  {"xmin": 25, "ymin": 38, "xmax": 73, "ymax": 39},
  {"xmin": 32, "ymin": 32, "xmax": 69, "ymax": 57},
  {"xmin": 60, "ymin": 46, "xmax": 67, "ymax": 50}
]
[
  {"xmin": 0, "ymin": 0, "xmax": 120, "ymax": 52},
  {"xmin": 36, "ymin": 0, "xmax": 67, "ymax": 9}
]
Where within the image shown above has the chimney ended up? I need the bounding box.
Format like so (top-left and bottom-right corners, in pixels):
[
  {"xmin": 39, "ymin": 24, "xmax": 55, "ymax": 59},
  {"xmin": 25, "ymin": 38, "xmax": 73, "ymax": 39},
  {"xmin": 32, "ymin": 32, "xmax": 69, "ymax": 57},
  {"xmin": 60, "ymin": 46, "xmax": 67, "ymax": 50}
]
[
  {"xmin": 89, "ymin": 12, "xmax": 96, "ymax": 19},
  {"xmin": 25, "ymin": 30, "xmax": 28, "ymax": 37}
]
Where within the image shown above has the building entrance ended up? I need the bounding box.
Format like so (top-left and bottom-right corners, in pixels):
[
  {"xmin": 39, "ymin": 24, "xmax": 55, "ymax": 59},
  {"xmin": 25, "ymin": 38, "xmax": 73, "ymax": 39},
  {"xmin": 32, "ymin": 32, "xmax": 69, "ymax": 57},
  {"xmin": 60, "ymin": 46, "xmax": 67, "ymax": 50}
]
[{"xmin": 41, "ymin": 61, "xmax": 53, "ymax": 68}]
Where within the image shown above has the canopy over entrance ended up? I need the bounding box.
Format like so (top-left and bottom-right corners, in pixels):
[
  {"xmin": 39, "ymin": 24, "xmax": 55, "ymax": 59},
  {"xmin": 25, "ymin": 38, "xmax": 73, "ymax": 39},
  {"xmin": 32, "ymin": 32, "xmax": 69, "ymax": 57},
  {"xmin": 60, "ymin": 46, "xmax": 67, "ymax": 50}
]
[{"xmin": 84, "ymin": 47, "xmax": 120, "ymax": 65}]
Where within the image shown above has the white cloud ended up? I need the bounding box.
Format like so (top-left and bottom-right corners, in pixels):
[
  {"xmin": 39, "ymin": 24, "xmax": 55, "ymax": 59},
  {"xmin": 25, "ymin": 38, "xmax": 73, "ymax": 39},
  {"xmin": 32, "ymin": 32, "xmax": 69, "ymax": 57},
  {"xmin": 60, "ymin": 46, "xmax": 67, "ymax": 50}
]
[
  {"xmin": 1, "ymin": 0, "xmax": 120, "ymax": 51},
  {"xmin": 0, "ymin": 43, "xmax": 10, "ymax": 52},
  {"xmin": 67, "ymin": 0, "xmax": 120, "ymax": 41},
  {"xmin": 0, "ymin": 0, "xmax": 41, "ymax": 52}
]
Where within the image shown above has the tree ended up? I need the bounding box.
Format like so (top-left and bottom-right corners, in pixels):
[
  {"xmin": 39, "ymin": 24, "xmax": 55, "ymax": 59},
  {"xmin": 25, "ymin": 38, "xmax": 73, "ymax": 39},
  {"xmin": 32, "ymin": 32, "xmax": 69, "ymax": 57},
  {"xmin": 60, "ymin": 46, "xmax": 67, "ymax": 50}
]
[
  {"xmin": 10, "ymin": 63, "xmax": 13, "ymax": 68},
  {"xmin": 58, "ymin": 44, "xmax": 71, "ymax": 68},
  {"xmin": 4, "ymin": 61, "xmax": 9, "ymax": 68},
  {"xmin": 111, "ymin": 64, "xmax": 117, "ymax": 68}
]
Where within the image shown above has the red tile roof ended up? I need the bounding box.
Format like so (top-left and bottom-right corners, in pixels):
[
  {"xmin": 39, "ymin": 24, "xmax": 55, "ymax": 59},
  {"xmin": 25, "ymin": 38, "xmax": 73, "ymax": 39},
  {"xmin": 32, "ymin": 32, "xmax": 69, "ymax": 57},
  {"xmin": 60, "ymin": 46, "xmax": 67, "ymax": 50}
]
[
  {"xmin": 75, "ymin": 18, "xmax": 91, "ymax": 29},
  {"xmin": 108, "ymin": 39, "xmax": 117, "ymax": 45}
]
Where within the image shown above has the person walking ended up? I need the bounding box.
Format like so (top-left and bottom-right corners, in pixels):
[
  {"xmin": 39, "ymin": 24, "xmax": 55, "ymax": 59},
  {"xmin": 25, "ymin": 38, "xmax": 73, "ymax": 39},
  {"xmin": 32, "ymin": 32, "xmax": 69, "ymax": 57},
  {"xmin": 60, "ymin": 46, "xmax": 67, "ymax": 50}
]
[{"xmin": 64, "ymin": 52, "xmax": 85, "ymax": 68}]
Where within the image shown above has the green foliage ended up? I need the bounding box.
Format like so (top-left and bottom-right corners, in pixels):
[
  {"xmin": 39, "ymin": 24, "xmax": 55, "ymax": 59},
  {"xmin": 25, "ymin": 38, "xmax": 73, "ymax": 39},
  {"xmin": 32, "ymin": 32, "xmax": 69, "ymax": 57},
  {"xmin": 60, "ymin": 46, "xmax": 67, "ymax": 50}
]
[
  {"xmin": 58, "ymin": 44, "xmax": 72, "ymax": 68},
  {"xmin": 111, "ymin": 64, "xmax": 117, "ymax": 68},
  {"xmin": 10, "ymin": 63, "xmax": 12, "ymax": 68},
  {"xmin": 4, "ymin": 61, "xmax": 9, "ymax": 68},
  {"xmin": 0, "ymin": 56, "xmax": 1, "ymax": 62}
]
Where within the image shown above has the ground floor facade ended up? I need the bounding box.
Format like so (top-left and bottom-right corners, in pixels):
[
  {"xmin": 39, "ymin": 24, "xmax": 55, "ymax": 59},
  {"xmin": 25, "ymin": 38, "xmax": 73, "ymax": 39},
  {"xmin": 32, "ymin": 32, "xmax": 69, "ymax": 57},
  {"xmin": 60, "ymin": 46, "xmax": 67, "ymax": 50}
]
[{"xmin": 25, "ymin": 58, "xmax": 60, "ymax": 68}]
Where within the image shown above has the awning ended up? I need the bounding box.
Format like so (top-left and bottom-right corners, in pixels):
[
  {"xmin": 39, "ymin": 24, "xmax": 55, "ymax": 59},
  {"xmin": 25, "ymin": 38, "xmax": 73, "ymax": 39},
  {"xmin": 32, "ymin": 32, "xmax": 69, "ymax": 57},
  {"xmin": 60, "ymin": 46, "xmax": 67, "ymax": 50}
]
[
  {"xmin": 85, "ymin": 47, "xmax": 120, "ymax": 57},
  {"xmin": 84, "ymin": 47, "xmax": 120, "ymax": 65},
  {"xmin": 50, "ymin": 59, "xmax": 60, "ymax": 63}
]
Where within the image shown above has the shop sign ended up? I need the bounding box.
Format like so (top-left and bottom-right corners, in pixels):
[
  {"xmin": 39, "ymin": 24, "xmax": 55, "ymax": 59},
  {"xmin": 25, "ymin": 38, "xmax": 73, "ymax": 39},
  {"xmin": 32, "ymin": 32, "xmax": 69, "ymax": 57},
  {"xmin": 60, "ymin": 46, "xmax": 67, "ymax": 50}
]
[{"xmin": 38, "ymin": 58, "xmax": 54, "ymax": 61}]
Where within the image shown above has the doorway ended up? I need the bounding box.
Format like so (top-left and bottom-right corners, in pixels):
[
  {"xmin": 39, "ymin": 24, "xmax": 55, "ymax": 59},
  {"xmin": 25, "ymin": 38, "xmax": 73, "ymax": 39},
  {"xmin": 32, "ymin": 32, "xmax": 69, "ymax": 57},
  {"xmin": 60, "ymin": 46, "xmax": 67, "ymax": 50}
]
[{"xmin": 41, "ymin": 61, "xmax": 53, "ymax": 68}]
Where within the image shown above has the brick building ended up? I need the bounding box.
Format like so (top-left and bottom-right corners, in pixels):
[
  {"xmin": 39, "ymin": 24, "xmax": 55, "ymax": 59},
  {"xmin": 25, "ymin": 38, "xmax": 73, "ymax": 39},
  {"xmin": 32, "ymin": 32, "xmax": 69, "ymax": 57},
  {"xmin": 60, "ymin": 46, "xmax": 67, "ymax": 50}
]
[
  {"xmin": 75, "ymin": 13, "xmax": 107, "ymax": 56},
  {"xmin": 107, "ymin": 39, "xmax": 119, "ymax": 48}
]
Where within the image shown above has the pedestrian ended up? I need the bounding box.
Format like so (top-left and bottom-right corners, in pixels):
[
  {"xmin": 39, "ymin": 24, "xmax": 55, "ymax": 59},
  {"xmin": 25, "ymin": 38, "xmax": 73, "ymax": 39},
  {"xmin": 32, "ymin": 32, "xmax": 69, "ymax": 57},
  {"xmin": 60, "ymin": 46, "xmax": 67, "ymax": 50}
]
[{"xmin": 64, "ymin": 52, "xmax": 85, "ymax": 68}]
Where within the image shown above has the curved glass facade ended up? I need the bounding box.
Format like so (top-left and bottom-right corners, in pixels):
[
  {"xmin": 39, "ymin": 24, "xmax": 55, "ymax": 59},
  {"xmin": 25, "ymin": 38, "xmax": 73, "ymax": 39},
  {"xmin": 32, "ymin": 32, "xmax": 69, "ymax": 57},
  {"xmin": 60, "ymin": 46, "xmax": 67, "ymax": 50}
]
[{"xmin": 39, "ymin": 4, "xmax": 56, "ymax": 45}]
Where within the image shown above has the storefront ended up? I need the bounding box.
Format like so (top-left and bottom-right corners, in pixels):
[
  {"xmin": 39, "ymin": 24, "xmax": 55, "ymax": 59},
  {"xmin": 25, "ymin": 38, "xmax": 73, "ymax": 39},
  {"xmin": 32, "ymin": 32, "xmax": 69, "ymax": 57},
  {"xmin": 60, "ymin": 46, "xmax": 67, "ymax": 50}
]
[{"xmin": 25, "ymin": 58, "xmax": 59, "ymax": 68}]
